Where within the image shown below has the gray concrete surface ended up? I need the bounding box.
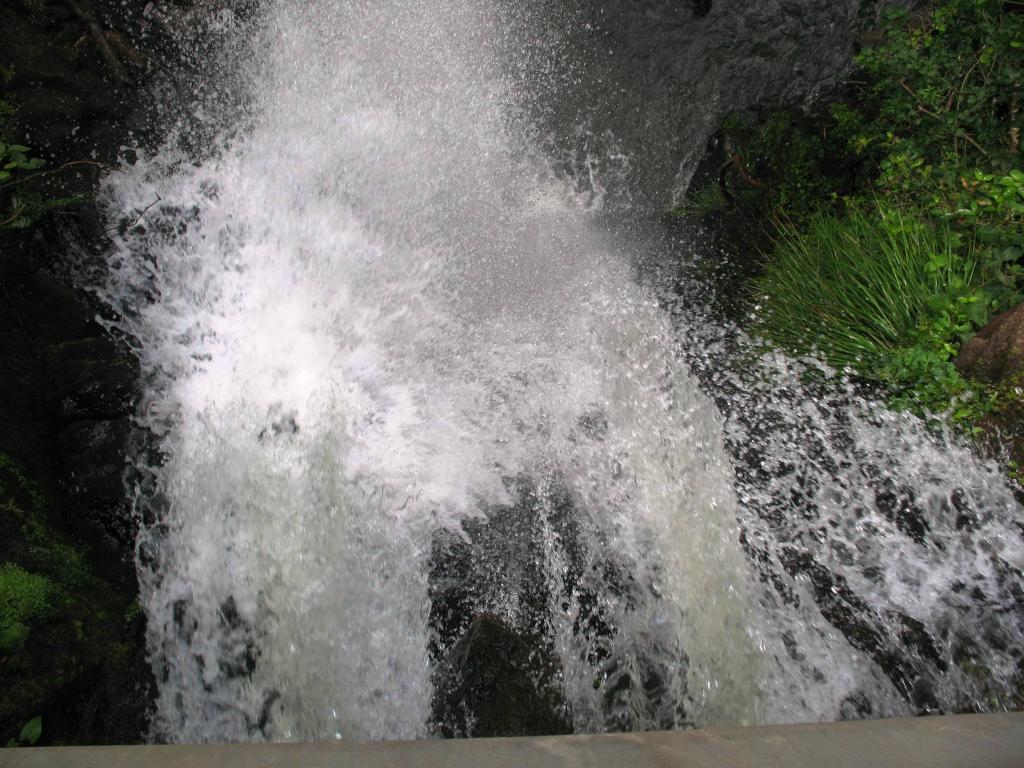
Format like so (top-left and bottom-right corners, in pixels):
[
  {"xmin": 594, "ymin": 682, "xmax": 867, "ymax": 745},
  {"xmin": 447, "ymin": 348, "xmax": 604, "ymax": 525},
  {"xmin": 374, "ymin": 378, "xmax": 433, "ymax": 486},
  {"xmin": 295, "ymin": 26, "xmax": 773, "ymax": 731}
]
[{"xmin": 2, "ymin": 712, "xmax": 1022, "ymax": 767}]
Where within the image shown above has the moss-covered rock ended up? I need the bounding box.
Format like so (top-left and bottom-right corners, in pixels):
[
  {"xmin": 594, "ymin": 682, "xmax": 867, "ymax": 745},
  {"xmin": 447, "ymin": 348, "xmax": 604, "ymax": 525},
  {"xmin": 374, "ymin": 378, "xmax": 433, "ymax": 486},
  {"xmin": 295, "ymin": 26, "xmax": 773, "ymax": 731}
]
[{"xmin": 0, "ymin": 563, "xmax": 52, "ymax": 655}]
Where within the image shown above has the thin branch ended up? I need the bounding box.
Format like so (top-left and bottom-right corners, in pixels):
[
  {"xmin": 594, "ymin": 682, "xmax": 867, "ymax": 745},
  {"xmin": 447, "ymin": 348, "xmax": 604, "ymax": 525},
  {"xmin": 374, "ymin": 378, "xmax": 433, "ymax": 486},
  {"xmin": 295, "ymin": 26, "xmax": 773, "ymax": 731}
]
[
  {"xmin": 0, "ymin": 160, "xmax": 120, "ymax": 192},
  {"xmin": 898, "ymin": 79, "xmax": 942, "ymax": 119},
  {"xmin": 108, "ymin": 194, "xmax": 162, "ymax": 233},
  {"xmin": 729, "ymin": 153, "xmax": 765, "ymax": 189},
  {"xmin": 0, "ymin": 202, "xmax": 28, "ymax": 229},
  {"xmin": 957, "ymin": 132, "xmax": 990, "ymax": 157},
  {"xmin": 1010, "ymin": 93, "xmax": 1020, "ymax": 155},
  {"xmin": 0, "ymin": 282, "xmax": 28, "ymax": 338}
]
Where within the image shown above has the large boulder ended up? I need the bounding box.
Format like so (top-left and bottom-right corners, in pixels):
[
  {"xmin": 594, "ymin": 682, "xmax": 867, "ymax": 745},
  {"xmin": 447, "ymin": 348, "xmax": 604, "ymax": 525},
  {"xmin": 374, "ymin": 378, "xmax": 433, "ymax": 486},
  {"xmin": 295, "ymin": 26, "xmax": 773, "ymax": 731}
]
[
  {"xmin": 523, "ymin": 0, "xmax": 914, "ymax": 207},
  {"xmin": 956, "ymin": 304, "xmax": 1024, "ymax": 475},
  {"xmin": 956, "ymin": 304, "xmax": 1024, "ymax": 384}
]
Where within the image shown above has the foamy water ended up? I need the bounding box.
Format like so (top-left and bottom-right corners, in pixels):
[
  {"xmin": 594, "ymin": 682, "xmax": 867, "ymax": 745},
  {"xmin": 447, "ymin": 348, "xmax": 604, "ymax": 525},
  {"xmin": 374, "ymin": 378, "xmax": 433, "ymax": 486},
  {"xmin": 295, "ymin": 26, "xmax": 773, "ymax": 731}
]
[{"xmin": 99, "ymin": 0, "xmax": 1024, "ymax": 743}]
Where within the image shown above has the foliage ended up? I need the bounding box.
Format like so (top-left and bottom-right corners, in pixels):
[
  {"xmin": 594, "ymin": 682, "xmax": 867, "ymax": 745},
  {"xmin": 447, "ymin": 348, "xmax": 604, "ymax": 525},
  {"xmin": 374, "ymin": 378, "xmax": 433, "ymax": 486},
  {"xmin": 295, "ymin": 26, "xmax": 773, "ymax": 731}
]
[
  {"xmin": 0, "ymin": 563, "xmax": 51, "ymax": 654},
  {"xmin": 6, "ymin": 717, "xmax": 42, "ymax": 748},
  {"xmin": 0, "ymin": 97, "xmax": 82, "ymax": 229},
  {"xmin": 747, "ymin": 0, "xmax": 1024, "ymax": 425},
  {"xmin": 0, "ymin": 141, "xmax": 43, "ymax": 184},
  {"xmin": 836, "ymin": 0, "xmax": 1022, "ymax": 175},
  {"xmin": 722, "ymin": 110, "xmax": 844, "ymax": 223},
  {"xmin": 831, "ymin": 0, "xmax": 1024, "ymax": 308},
  {"xmin": 0, "ymin": 452, "xmax": 47, "ymax": 512},
  {"xmin": 678, "ymin": 109, "xmax": 850, "ymax": 226},
  {"xmin": 0, "ymin": 137, "xmax": 76, "ymax": 229}
]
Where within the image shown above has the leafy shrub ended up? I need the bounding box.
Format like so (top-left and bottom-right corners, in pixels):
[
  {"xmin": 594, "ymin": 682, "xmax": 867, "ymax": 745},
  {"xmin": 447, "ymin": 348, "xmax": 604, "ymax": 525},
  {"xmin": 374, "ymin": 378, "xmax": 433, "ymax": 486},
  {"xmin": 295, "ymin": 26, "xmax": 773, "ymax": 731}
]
[
  {"xmin": 837, "ymin": 0, "xmax": 1022, "ymax": 175},
  {"xmin": 0, "ymin": 141, "xmax": 43, "ymax": 185},
  {"xmin": 680, "ymin": 109, "xmax": 849, "ymax": 226},
  {"xmin": 832, "ymin": 0, "xmax": 1024, "ymax": 311}
]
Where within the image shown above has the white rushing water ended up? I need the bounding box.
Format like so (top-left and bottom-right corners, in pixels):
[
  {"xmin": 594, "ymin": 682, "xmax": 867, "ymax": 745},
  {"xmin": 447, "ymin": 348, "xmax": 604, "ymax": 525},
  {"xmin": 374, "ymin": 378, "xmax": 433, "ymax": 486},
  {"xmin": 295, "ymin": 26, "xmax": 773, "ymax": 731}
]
[{"xmin": 99, "ymin": 0, "xmax": 1024, "ymax": 743}]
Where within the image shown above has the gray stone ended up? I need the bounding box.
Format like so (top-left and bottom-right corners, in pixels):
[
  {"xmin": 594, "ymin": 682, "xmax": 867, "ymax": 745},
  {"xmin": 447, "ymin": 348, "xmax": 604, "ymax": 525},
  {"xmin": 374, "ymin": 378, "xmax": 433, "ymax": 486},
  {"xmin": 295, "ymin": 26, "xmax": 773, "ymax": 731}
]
[
  {"xmin": 44, "ymin": 337, "xmax": 139, "ymax": 421},
  {"xmin": 523, "ymin": 0, "xmax": 914, "ymax": 207}
]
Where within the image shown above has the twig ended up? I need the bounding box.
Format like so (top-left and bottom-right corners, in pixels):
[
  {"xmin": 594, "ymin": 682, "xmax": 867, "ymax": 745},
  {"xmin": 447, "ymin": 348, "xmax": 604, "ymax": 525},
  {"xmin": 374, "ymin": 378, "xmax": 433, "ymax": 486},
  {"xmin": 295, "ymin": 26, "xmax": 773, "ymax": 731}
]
[
  {"xmin": 898, "ymin": 79, "xmax": 942, "ymax": 120},
  {"xmin": 66, "ymin": 0, "xmax": 132, "ymax": 85},
  {"xmin": 0, "ymin": 160, "xmax": 120, "ymax": 192},
  {"xmin": 729, "ymin": 153, "xmax": 765, "ymax": 189},
  {"xmin": 108, "ymin": 194, "xmax": 162, "ymax": 233},
  {"xmin": 0, "ymin": 202, "xmax": 28, "ymax": 229},
  {"xmin": 106, "ymin": 30, "xmax": 151, "ymax": 69},
  {"xmin": 957, "ymin": 132, "xmax": 990, "ymax": 157}
]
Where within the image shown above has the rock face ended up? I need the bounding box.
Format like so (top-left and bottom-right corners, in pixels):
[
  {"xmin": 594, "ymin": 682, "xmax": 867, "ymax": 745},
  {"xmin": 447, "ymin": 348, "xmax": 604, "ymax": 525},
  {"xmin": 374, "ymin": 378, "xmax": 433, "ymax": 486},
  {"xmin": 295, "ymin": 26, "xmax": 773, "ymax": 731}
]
[
  {"xmin": 0, "ymin": 216, "xmax": 153, "ymax": 747},
  {"xmin": 956, "ymin": 304, "xmax": 1024, "ymax": 384},
  {"xmin": 524, "ymin": 0, "xmax": 912, "ymax": 207},
  {"xmin": 0, "ymin": 0, "xmax": 180, "ymax": 746},
  {"xmin": 432, "ymin": 614, "xmax": 573, "ymax": 738}
]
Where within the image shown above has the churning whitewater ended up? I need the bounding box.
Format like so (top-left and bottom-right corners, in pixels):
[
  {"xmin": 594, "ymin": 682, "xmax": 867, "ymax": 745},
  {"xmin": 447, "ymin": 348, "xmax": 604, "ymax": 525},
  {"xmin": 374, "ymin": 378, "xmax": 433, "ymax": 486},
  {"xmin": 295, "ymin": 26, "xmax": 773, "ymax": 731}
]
[{"xmin": 99, "ymin": 0, "xmax": 1024, "ymax": 744}]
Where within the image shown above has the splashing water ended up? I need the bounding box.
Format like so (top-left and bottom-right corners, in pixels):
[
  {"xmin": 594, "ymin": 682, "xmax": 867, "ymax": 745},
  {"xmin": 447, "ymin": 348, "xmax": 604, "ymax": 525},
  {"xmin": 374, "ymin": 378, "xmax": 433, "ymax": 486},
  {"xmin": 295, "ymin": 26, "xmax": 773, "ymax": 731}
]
[{"xmin": 99, "ymin": 0, "xmax": 1024, "ymax": 744}]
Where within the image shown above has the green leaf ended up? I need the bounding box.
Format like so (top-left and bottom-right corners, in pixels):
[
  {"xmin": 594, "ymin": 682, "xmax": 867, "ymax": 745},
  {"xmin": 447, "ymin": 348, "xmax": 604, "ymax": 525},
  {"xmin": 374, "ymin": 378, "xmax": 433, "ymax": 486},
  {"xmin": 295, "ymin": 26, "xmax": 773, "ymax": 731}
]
[
  {"xmin": 7, "ymin": 144, "xmax": 30, "ymax": 153},
  {"xmin": 18, "ymin": 717, "xmax": 42, "ymax": 746}
]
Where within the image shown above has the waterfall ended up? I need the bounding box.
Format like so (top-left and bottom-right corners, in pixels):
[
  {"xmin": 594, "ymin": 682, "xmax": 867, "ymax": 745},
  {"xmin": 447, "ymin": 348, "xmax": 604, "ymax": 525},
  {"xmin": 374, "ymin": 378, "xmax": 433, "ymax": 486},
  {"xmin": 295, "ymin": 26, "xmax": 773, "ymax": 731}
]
[{"xmin": 99, "ymin": 0, "xmax": 1024, "ymax": 743}]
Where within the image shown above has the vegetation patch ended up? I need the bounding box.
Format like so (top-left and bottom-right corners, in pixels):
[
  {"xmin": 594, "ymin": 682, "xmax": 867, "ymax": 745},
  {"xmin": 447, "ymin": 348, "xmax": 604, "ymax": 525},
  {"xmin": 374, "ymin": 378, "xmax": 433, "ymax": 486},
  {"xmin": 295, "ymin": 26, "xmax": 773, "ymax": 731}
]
[
  {"xmin": 752, "ymin": 204, "xmax": 983, "ymax": 366},
  {"xmin": 0, "ymin": 87, "xmax": 91, "ymax": 230},
  {"xmin": 695, "ymin": 0, "xmax": 1024, "ymax": 432},
  {"xmin": 0, "ymin": 563, "xmax": 51, "ymax": 654}
]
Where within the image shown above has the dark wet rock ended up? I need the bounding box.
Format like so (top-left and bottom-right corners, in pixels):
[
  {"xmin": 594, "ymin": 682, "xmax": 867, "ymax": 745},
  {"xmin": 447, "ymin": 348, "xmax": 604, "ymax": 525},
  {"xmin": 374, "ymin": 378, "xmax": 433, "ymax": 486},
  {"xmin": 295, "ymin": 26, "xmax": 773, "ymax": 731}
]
[
  {"xmin": 529, "ymin": 0, "xmax": 915, "ymax": 206},
  {"xmin": 57, "ymin": 418, "xmax": 134, "ymax": 548},
  {"xmin": 956, "ymin": 304, "xmax": 1024, "ymax": 384},
  {"xmin": 432, "ymin": 613, "xmax": 573, "ymax": 738},
  {"xmin": 780, "ymin": 547, "xmax": 944, "ymax": 708},
  {"xmin": 44, "ymin": 338, "xmax": 139, "ymax": 421},
  {"xmin": 0, "ymin": 445, "xmax": 154, "ymax": 746},
  {"xmin": 0, "ymin": 210, "xmax": 151, "ymax": 744},
  {"xmin": 427, "ymin": 475, "xmax": 682, "ymax": 732},
  {"xmin": 0, "ymin": 0, "xmax": 195, "ymax": 740},
  {"xmin": 57, "ymin": 607, "xmax": 154, "ymax": 745},
  {"xmin": 26, "ymin": 271, "xmax": 103, "ymax": 343}
]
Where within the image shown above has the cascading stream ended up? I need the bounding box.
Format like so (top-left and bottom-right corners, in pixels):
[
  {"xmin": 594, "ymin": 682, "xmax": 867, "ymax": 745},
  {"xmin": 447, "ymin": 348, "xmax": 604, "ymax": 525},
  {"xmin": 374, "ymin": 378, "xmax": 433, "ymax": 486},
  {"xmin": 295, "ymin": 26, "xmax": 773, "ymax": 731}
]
[{"xmin": 99, "ymin": 0, "xmax": 1024, "ymax": 744}]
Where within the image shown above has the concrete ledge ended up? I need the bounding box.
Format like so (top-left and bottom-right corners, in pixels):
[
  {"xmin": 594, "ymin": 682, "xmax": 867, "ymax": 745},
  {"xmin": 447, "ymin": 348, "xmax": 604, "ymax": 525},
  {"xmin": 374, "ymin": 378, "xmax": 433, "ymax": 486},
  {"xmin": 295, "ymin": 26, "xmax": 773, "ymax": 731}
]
[{"xmin": 2, "ymin": 713, "xmax": 1022, "ymax": 767}]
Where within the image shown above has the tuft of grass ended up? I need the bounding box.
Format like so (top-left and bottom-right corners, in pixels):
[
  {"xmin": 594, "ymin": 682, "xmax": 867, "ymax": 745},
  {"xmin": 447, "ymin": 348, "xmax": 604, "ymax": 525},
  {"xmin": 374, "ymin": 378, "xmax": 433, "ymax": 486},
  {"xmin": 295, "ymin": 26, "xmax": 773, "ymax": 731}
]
[{"xmin": 752, "ymin": 203, "xmax": 982, "ymax": 373}]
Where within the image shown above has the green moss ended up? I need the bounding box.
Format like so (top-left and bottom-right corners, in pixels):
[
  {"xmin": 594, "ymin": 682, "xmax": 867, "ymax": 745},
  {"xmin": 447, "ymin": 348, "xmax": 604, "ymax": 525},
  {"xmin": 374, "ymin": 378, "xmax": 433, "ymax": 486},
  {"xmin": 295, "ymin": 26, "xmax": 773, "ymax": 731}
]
[{"xmin": 0, "ymin": 563, "xmax": 51, "ymax": 654}]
